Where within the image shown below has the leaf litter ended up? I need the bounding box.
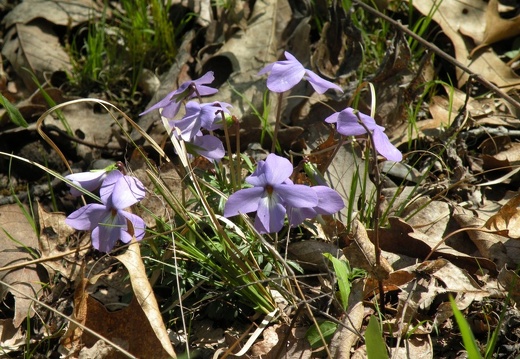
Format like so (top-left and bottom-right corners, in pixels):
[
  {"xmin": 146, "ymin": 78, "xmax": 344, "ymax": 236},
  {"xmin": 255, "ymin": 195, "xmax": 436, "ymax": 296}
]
[{"xmin": 3, "ymin": 0, "xmax": 520, "ymax": 358}]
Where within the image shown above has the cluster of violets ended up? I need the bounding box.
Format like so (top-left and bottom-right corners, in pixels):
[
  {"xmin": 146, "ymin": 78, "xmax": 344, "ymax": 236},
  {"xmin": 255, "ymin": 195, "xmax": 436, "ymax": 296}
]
[
  {"xmin": 64, "ymin": 164, "xmax": 146, "ymax": 252},
  {"xmin": 64, "ymin": 51, "xmax": 403, "ymax": 250},
  {"xmin": 140, "ymin": 72, "xmax": 231, "ymax": 160}
]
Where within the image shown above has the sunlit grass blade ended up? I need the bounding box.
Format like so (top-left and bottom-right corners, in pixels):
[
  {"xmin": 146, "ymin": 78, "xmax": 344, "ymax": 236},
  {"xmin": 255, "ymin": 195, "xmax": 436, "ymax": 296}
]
[
  {"xmin": 0, "ymin": 93, "xmax": 27, "ymax": 128},
  {"xmin": 449, "ymin": 295, "xmax": 483, "ymax": 359}
]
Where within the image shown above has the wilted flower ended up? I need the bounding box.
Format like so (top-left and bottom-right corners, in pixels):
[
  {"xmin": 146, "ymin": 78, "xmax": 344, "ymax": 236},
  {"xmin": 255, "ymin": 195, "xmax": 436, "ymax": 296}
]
[
  {"xmin": 140, "ymin": 71, "xmax": 218, "ymax": 119},
  {"xmin": 224, "ymin": 154, "xmax": 321, "ymax": 233},
  {"xmin": 65, "ymin": 170, "xmax": 146, "ymax": 252},
  {"xmin": 325, "ymin": 107, "xmax": 402, "ymax": 162},
  {"xmin": 258, "ymin": 51, "xmax": 343, "ymax": 94}
]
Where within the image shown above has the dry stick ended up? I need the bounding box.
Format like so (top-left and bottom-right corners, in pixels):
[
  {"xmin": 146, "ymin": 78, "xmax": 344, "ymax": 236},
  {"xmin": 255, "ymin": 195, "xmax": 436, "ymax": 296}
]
[
  {"xmin": 352, "ymin": 0, "xmax": 520, "ymax": 112},
  {"xmin": 356, "ymin": 115, "xmax": 386, "ymax": 314},
  {"xmin": 271, "ymin": 92, "xmax": 285, "ymax": 153}
]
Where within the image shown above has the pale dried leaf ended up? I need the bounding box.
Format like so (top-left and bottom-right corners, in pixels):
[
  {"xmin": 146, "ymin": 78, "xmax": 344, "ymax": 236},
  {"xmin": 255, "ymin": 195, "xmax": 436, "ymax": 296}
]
[
  {"xmin": 2, "ymin": 0, "xmax": 103, "ymax": 27},
  {"xmin": 344, "ymin": 220, "xmax": 393, "ymax": 281},
  {"xmin": 287, "ymin": 240, "xmax": 341, "ymax": 272},
  {"xmin": 37, "ymin": 203, "xmax": 88, "ymax": 281},
  {"xmin": 116, "ymin": 241, "xmax": 176, "ymax": 358},
  {"xmin": 199, "ymin": 0, "xmax": 290, "ymax": 135},
  {"xmin": 329, "ymin": 280, "xmax": 364, "ymax": 357},
  {"xmin": 0, "ymin": 318, "xmax": 25, "ymax": 353},
  {"xmin": 391, "ymin": 335, "xmax": 433, "ymax": 359},
  {"xmin": 0, "ymin": 204, "xmax": 43, "ymax": 327},
  {"xmin": 484, "ymin": 194, "xmax": 520, "ymax": 239},
  {"xmin": 412, "ymin": 0, "xmax": 520, "ymax": 88},
  {"xmin": 466, "ymin": 0, "xmax": 520, "ymax": 57},
  {"xmin": 2, "ymin": 21, "xmax": 73, "ymax": 91}
]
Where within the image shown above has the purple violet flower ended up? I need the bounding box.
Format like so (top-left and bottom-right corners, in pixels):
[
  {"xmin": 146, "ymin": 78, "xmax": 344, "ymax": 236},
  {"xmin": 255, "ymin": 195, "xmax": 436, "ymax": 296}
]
[
  {"xmin": 325, "ymin": 107, "xmax": 403, "ymax": 162},
  {"xmin": 224, "ymin": 154, "xmax": 319, "ymax": 233},
  {"xmin": 65, "ymin": 163, "xmax": 118, "ymax": 197},
  {"xmin": 65, "ymin": 171, "xmax": 146, "ymax": 252},
  {"xmin": 287, "ymin": 185, "xmax": 345, "ymax": 227},
  {"xmin": 186, "ymin": 133, "xmax": 225, "ymax": 160},
  {"xmin": 173, "ymin": 101, "xmax": 231, "ymax": 141},
  {"xmin": 258, "ymin": 51, "xmax": 343, "ymax": 94},
  {"xmin": 140, "ymin": 72, "xmax": 218, "ymax": 119}
]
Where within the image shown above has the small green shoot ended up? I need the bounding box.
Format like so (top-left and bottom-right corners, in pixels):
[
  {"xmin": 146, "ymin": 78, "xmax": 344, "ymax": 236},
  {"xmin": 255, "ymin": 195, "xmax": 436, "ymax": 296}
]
[
  {"xmin": 0, "ymin": 93, "xmax": 27, "ymax": 128},
  {"xmin": 366, "ymin": 315, "xmax": 389, "ymax": 359},
  {"xmin": 449, "ymin": 295, "xmax": 483, "ymax": 359},
  {"xmin": 305, "ymin": 320, "xmax": 338, "ymax": 350},
  {"xmin": 323, "ymin": 253, "xmax": 365, "ymax": 310}
]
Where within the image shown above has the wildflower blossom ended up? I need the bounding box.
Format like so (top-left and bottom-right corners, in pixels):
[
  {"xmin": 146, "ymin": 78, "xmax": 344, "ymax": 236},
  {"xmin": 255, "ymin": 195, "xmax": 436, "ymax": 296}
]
[
  {"xmin": 186, "ymin": 133, "xmax": 225, "ymax": 160},
  {"xmin": 173, "ymin": 101, "xmax": 231, "ymax": 141},
  {"xmin": 65, "ymin": 163, "xmax": 118, "ymax": 197},
  {"xmin": 325, "ymin": 107, "xmax": 402, "ymax": 162},
  {"xmin": 140, "ymin": 71, "xmax": 218, "ymax": 119},
  {"xmin": 65, "ymin": 170, "xmax": 146, "ymax": 252},
  {"xmin": 287, "ymin": 185, "xmax": 345, "ymax": 227},
  {"xmin": 258, "ymin": 51, "xmax": 343, "ymax": 94},
  {"xmin": 224, "ymin": 154, "xmax": 322, "ymax": 233}
]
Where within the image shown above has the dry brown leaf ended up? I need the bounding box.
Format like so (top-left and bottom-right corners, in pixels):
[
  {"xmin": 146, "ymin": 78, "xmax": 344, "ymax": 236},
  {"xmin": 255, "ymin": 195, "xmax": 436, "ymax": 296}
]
[
  {"xmin": 2, "ymin": 21, "xmax": 73, "ymax": 91},
  {"xmin": 287, "ymin": 240, "xmax": 341, "ymax": 272},
  {"xmin": 116, "ymin": 241, "xmax": 176, "ymax": 358},
  {"xmin": 0, "ymin": 203, "xmax": 44, "ymax": 328},
  {"xmin": 343, "ymin": 220, "xmax": 393, "ymax": 281},
  {"xmin": 391, "ymin": 335, "xmax": 433, "ymax": 359},
  {"xmin": 412, "ymin": 0, "xmax": 520, "ymax": 88},
  {"xmin": 466, "ymin": 0, "xmax": 520, "ymax": 58},
  {"xmin": 251, "ymin": 324, "xmax": 311, "ymax": 358},
  {"xmin": 0, "ymin": 318, "xmax": 25, "ymax": 353},
  {"xmin": 37, "ymin": 203, "xmax": 88, "ymax": 281},
  {"xmin": 60, "ymin": 277, "xmax": 89, "ymax": 354},
  {"xmin": 382, "ymin": 260, "xmax": 488, "ymax": 337},
  {"xmin": 455, "ymin": 213, "xmax": 512, "ymax": 267},
  {"xmin": 484, "ymin": 193, "xmax": 520, "ymax": 238},
  {"xmin": 375, "ymin": 217, "xmax": 497, "ymax": 275},
  {"xmin": 482, "ymin": 142, "xmax": 520, "ymax": 171},
  {"xmin": 81, "ymin": 295, "xmax": 171, "ymax": 359},
  {"xmin": 2, "ymin": 0, "xmax": 103, "ymax": 27},
  {"xmin": 498, "ymin": 267, "xmax": 520, "ymax": 304},
  {"xmin": 329, "ymin": 280, "xmax": 364, "ymax": 357}
]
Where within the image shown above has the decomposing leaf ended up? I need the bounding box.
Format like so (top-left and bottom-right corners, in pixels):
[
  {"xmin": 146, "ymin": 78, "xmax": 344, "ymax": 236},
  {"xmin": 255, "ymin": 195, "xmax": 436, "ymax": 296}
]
[
  {"xmin": 62, "ymin": 268, "xmax": 174, "ymax": 358},
  {"xmin": 343, "ymin": 220, "xmax": 393, "ymax": 281},
  {"xmin": 2, "ymin": 21, "xmax": 73, "ymax": 91},
  {"xmin": 37, "ymin": 203, "xmax": 88, "ymax": 281},
  {"xmin": 466, "ymin": 0, "xmax": 520, "ymax": 58},
  {"xmin": 378, "ymin": 260, "xmax": 488, "ymax": 336},
  {"xmin": 390, "ymin": 336, "xmax": 433, "ymax": 359},
  {"xmin": 0, "ymin": 318, "xmax": 25, "ymax": 353},
  {"xmin": 250, "ymin": 324, "xmax": 312, "ymax": 358},
  {"xmin": 484, "ymin": 193, "xmax": 520, "ymax": 238},
  {"xmin": 329, "ymin": 280, "xmax": 364, "ymax": 357},
  {"xmin": 482, "ymin": 142, "xmax": 520, "ymax": 172},
  {"xmin": 0, "ymin": 204, "xmax": 44, "ymax": 328},
  {"xmin": 116, "ymin": 241, "xmax": 176, "ymax": 358},
  {"xmin": 2, "ymin": 0, "xmax": 103, "ymax": 28},
  {"xmin": 412, "ymin": 0, "xmax": 520, "ymax": 88},
  {"xmin": 287, "ymin": 240, "xmax": 341, "ymax": 272},
  {"xmin": 374, "ymin": 217, "xmax": 497, "ymax": 275}
]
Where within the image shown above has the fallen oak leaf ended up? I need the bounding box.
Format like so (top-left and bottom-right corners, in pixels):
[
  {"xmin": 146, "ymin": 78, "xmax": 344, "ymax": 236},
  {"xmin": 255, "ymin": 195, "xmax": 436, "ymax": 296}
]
[
  {"xmin": 116, "ymin": 240, "xmax": 176, "ymax": 358},
  {"xmin": 484, "ymin": 193, "xmax": 520, "ymax": 238},
  {"xmin": 0, "ymin": 204, "xmax": 44, "ymax": 328},
  {"xmin": 468, "ymin": 0, "xmax": 520, "ymax": 58}
]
